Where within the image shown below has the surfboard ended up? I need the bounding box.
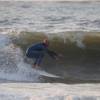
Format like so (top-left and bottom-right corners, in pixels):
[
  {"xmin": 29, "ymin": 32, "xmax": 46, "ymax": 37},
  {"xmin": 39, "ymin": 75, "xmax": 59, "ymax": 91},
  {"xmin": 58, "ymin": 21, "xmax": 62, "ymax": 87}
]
[{"xmin": 33, "ymin": 68, "xmax": 61, "ymax": 78}]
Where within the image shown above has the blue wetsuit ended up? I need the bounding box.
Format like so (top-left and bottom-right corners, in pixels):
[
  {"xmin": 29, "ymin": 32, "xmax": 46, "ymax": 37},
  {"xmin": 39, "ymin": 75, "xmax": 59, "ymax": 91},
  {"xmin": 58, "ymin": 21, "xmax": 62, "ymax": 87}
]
[{"xmin": 26, "ymin": 43, "xmax": 57, "ymax": 66}]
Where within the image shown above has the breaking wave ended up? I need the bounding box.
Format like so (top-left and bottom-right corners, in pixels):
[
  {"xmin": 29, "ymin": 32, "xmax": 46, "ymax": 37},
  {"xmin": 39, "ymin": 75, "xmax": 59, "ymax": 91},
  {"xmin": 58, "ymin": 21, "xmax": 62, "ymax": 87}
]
[{"xmin": 9, "ymin": 30, "xmax": 100, "ymax": 83}]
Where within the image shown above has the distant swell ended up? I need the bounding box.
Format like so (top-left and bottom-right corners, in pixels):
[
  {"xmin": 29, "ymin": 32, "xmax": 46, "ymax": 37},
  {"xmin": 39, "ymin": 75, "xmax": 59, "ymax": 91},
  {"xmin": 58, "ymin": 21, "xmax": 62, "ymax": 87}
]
[{"xmin": 0, "ymin": 1, "xmax": 100, "ymax": 32}]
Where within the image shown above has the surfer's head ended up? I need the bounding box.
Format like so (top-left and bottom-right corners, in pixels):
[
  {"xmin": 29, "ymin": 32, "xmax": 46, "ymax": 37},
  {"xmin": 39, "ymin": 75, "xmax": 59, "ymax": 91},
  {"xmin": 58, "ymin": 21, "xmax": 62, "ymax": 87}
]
[{"xmin": 43, "ymin": 39, "xmax": 49, "ymax": 47}]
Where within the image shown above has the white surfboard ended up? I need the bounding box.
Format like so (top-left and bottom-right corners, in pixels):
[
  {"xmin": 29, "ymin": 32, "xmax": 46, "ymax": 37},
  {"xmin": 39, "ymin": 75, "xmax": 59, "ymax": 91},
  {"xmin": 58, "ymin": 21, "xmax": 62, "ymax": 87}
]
[{"xmin": 33, "ymin": 68, "xmax": 61, "ymax": 78}]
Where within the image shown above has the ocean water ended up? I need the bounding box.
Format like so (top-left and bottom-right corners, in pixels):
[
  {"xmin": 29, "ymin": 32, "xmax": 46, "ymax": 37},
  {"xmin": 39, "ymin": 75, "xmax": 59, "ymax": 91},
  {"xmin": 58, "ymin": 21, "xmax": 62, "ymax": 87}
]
[
  {"xmin": 0, "ymin": 1, "xmax": 100, "ymax": 83},
  {"xmin": 0, "ymin": 1, "xmax": 100, "ymax": 32}
]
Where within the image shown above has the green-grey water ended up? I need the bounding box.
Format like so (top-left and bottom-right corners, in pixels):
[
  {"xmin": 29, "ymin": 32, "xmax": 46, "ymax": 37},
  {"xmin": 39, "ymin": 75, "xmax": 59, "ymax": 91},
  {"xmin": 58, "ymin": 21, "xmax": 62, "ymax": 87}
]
[
  {"xmin": 0, "ymin": 1, "xmax": 100, "ymax": 83},
  {"xmin": 10, "ymin": 31, "xmax": 100, "ymax": 83}
]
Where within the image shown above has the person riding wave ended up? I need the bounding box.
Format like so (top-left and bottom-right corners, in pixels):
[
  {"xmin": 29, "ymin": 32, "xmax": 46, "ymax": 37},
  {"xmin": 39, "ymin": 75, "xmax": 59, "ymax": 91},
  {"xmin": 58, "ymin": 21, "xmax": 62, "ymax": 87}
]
[{"xmin": 26, "ymin": 39, "xmax": 61, "ymax": 68}]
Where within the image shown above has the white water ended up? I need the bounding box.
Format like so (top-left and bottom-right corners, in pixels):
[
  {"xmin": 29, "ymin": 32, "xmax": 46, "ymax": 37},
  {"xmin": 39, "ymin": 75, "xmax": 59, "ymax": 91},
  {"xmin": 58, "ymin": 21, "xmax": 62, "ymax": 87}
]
[
  {"xmin": 0, "ymin": 83, "xmax": 100, "ymax": 100},
  {"xmin": 0, "ymin": 32, "xmax": 43, "ymax": 82}
]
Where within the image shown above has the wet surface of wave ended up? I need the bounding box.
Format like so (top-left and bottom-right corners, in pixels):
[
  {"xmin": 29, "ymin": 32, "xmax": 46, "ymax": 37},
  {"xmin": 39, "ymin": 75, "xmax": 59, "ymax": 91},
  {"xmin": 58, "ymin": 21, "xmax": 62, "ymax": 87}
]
[
  {"xmin": 1, "ymin": 29, "xmax": 100, "ymax": 83},
  {"xmin": 8, "ymin": 30, "xmax": 100, "ymax": 83}
]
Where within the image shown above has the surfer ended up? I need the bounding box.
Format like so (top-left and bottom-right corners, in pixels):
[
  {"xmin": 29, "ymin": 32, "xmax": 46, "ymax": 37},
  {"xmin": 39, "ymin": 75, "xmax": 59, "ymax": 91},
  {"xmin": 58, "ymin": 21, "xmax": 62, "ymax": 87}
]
[{"xmin": 26, "ymin": 39, "xmax": 61, "ymax": 68}]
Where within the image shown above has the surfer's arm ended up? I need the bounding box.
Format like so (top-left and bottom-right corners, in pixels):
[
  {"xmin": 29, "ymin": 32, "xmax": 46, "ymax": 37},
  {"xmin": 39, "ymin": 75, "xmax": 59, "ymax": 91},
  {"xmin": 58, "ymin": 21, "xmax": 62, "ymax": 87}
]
[{"xmin": 46, "ymin": 49, "xmax": 58, "ymax": 59}]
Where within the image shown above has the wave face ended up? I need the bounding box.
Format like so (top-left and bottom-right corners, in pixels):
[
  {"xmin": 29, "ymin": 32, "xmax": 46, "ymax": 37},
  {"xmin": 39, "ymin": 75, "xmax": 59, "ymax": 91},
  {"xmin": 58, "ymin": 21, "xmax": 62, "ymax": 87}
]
[
  {"xmin": 0, "ymin": 1, "xmax": 100, "ymax": 32},
  {"xmin": 10, "ymin": 31, "xmax": 100, "ymax": 83},
  {"xmin": 1, "ymin": 29, "xmax": 100, "ymax": 83}
]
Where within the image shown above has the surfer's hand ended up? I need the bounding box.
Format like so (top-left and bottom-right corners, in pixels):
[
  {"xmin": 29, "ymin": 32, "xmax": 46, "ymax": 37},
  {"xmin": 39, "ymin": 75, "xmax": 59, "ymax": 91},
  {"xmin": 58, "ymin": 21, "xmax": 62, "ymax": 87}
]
[
  {"xmin": 60, "ymin": 54, "xmax": 63, "ymax": 57},
  {"xmin": 58, "ymin": 54, "xmax": 64, "ymax": 59},
  {"xmin": 55, "ymin": 54, "xmax": 64, "ymax": 61},
  {"xmin": 55, "ymin": 56, "xmax": 59, "ymax": 61}
]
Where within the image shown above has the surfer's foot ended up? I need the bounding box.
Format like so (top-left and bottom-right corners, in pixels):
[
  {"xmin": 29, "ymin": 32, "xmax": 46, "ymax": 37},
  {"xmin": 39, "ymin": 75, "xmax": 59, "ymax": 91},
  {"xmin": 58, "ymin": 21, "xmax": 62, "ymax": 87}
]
[
  {"xmin": 36, "ymin": 65, "xmax": 40, "ymax": 68},
  {"xmin": 32, "ymin": 64, "xmax": 36, "ymax": 68},
  {"xmin": 33, "ymin": 64, "xmax": 40, "ymax": 69}
]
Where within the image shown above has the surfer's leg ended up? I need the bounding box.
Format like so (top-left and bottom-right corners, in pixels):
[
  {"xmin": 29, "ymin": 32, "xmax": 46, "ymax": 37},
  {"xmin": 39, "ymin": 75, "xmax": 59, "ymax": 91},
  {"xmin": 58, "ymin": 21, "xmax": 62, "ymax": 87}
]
[
  {"xmin": 32, "ymin": 51, "xmax": 44, "ymax": 68},
  {"xmin": 33, "ymin": 58, "xmax": 43, "ymax": 68},
  {"xmin": 33, "ymin": 57, "xmax": 39, "ymax": 68},
  {"xmin": 36, "ymin": 53, "xmax": 44, "ymax": 67},
  {"xmin": 28, "ymin": 51, "xmax": 39, "ymax": 68}
]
